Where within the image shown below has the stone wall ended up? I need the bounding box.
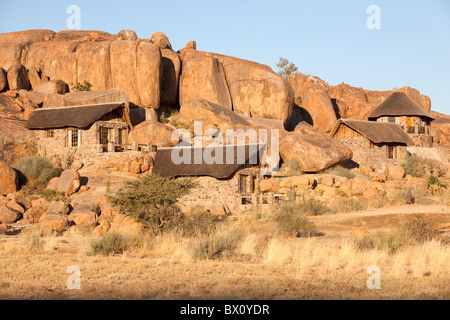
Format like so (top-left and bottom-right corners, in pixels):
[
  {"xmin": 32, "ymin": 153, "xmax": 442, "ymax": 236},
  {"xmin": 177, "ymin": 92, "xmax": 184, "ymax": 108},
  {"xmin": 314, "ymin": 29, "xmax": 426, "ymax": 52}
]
[
  {"xmin": 35, "ymin": 120, "xmax": 129, "ymax": 164},
  {"xmin": 376, "ymin": 116, "xmax": 433, "ymax": 147},
  {"xmin": 338, "ymin": 136, "xmax": 407, "ymax": 171},
  {"xmin": 177, "ymin": 167, "xmax": 262, "ymax": 213}
]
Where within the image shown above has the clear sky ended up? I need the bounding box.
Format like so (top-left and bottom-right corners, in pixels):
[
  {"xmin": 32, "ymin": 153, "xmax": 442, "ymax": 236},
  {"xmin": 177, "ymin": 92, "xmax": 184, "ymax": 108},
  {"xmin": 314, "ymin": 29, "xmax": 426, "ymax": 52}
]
[{"xmin": 1, "ymin": 0, "xmax": 449, "ymax": 115}]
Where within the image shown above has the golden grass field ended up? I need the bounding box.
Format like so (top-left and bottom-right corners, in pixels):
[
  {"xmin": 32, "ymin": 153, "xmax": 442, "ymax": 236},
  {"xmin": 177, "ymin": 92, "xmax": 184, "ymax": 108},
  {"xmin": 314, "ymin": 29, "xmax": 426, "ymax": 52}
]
[{"xmin": 0, "ymin": 204, "xmax": 449, "ymax": 300}]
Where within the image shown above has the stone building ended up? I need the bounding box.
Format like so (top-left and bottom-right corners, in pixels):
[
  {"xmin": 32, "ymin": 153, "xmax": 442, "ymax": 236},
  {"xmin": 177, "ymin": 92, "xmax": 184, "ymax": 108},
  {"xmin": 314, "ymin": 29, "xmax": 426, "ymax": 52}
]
[
  {"xmin": 26, "ymin": 102, "xmax": 132, "ymax": 163},
  {"xmin": 152, "ymin": 143, "xmax": 271, "ymax": 213},
  {"xmin": 368, "ymin": 91, "xmax": 435, "ymax": 147},
  {"xmin": 330, "ymin": 118, "xmax": 414, "ymax": 169}
]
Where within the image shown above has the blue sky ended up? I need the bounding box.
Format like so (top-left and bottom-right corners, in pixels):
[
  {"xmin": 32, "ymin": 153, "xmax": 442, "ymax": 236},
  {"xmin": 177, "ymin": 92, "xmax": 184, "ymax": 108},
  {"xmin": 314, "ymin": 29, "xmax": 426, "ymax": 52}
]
[{"xmin": 1, "ymin": 0, "xmax": 449, "ymax": 115}]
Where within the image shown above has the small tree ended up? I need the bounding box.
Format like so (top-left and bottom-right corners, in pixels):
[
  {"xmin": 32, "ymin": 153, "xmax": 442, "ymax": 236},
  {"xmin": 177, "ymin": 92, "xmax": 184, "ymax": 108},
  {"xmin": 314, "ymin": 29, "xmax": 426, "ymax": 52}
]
[
  {"xmin": 108, "ymin": 174, "xmax": 196, "ymax": 234},
  {"xmin": 276, "ymin": 57, "xmax": 298, "ymax": 79}
]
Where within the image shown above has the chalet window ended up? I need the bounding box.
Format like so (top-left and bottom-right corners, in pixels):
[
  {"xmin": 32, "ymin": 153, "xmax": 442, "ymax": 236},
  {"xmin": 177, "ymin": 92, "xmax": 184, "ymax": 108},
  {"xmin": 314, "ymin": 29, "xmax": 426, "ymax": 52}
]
[
  {"xmin": 418, "ymin": 126, "xmax": 426, "ymax": 135},
  {"xmin": 239, "ymin": 175, "xmax": 248, "ymax": 194},
  {"xmin": 66, "ymin": 129, "xmax": 81, "ymax": 148},
  {"xmin": 387, "ymin": 146, "xmax": 397, "ymax": 159},
  {"xmin": 239, "ymin": 174, "xmax": 258, "ymax": 194},
  {"xmin": 387, "ymin": 116, "xmax": 396, "ymax": 123},
  {"xmin": 407, "ymin": 126, "xmax": 415, "ymax": 134},
  {"xmin": 46, "ymin": 130, "xmax": 54, "ymax": 138},
  {"xmin": 99, "ymin": 127, "xmax": 110, "ymax": 145}
]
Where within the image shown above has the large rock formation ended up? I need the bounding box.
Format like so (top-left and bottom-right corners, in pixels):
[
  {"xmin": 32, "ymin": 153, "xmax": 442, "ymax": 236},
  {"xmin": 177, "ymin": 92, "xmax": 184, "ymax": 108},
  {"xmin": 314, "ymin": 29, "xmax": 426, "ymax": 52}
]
[
  {"xmin": 288, "ymin": 73, "xmax": 337, "ymax": 132},
  {"xmin": 278, "ymin": 123, "xmax": 353, "ymax": 172},
  {"xmin": 328, "ymin": 83, "xmax": 369, "ymax": 120},
  {"xmin": 7, "ymin": 64, "xmax": 30, "ymax": 91},
  {"xmin": 179, "ymin": 52, "xmax": 232, "ymax": 110},
  {"xmin": 327, "ymin": 84, "xmax": 432, "ymax": 121},
  {"xmin": 0, "ymin": 30, "xmax": 162, "ymax": 110},
  {"xmin": 43, "ymin": 88, "xmax": 128, "ymax": 108},
  {"xmin": 0, "ymin": 68, "xmax": 8, "ymax": 92},
  {"xmin": 128, "ymin": 120, "xmax": 179, "ymax": 147},
  {"xmin": 0, "ymin": 94, "xmax": 37, "ymax": 164},
  {"xmin": 0, "ymin": 161, "xmax": 19, "ymax": 195},
  {"xmin": 180, "ymin": 98, "xmax": 251, "ymax": 134},
  {"xmin": 160, "ymin": 48, "xmax": 181, "ymax": 107},
  {"xmin": 202, "ymin": 52, "xmax": 294, "ymax": 124}
]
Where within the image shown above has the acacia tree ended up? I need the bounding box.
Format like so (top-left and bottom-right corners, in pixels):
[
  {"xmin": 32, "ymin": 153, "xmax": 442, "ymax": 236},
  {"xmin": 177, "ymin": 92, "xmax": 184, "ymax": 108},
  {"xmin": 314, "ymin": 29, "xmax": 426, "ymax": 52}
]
[
  {"xmin": 108, "ymin": 174, "xmax": 196, "ymax": 234},
  {"xmin": 276, "ymin": 57, "xmax": 298, "ymax": 79}
]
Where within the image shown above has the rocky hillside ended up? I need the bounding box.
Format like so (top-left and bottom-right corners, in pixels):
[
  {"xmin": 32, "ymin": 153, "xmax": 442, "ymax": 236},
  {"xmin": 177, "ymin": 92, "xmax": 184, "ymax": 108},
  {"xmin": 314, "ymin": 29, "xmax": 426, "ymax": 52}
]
[
  {"xmin": 0, "ymin": 28, "xmax": 448, "ymax": 171},
  {"xmin": 287, "ymin": 73, "xmax": 449, "ymax": 145}
]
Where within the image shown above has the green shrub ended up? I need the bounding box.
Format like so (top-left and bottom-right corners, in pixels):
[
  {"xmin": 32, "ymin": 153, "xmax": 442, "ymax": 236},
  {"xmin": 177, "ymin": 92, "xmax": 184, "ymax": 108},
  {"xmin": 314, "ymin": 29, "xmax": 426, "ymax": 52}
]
[
  {"xmin": 13, "ymin": 156, "xmax": 60, "ymax": 188},
  {"xmin": 428, "ymin": 175, "xmax": 447, "ymax": 189},
  {"xmin": 71, "ymin": 80, "xmax": 92, "ymax": 92},
  {"xmin": 274, "ymin": 203, "xmax": 317, "ymax": 236},
  {"xmin": 108, "ymin": 174, "xmax": 196, "ymax": 234},
  {"xmin": 40, "ymin": 189, "xmax": 70, "ymax": 203},
  {"xmin": 88, "ymin": 232, "xmax": 144, "ymax": 256},
  {"xmin": 323, "ymin": 165, "xmax": 356, "ymax": 179},
  {"xmin": 401, "ymin": 155, "xmax": 426, "ymax": 178},
  {"xmin": 191, "ymin": 226, "xmax": 245, "ymax": 260}
]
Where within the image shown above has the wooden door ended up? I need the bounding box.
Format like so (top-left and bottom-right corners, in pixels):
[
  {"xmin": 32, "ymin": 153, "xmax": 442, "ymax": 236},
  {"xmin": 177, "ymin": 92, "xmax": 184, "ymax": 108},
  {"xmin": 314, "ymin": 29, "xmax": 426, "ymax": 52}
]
[{"xmin": 406, "ymin": 117, "xmax": 413, "ymax": 126}]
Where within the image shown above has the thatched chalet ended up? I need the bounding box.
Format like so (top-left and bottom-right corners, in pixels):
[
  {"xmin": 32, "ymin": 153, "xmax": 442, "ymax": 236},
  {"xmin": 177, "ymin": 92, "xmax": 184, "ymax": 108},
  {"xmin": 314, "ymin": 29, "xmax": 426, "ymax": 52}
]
[
  {"xmin": 26, "ymin": 102, "xmax": 132, "ymax": 162},
  {"xmin": 152, "ymin": 143, "xmax": 273, "ymax": 213},
  {"xmin": 330, "ymin": 118, "xmax": 414, "ymax": 168},
  {"xmin": 368, "ymin": 91, "xmax": 435, "ymax": 147}
]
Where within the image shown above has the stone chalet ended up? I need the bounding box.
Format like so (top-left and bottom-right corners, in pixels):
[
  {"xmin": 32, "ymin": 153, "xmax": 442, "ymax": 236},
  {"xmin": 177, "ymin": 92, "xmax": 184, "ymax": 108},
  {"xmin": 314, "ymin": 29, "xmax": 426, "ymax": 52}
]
[
  {"xmin": 152, "ymin": 143, "xmax": 275, "ymax": 214},
  {"xmin": 368, "ymin": 91, "xmax": 435, "ymax": 147},
  {"xmin": 26, "ymin": 102, "xmax": 133, "ymax": 163},
  {"xmin": 330, "ymin": 118, "xmax": 414, "ymax": 169}
]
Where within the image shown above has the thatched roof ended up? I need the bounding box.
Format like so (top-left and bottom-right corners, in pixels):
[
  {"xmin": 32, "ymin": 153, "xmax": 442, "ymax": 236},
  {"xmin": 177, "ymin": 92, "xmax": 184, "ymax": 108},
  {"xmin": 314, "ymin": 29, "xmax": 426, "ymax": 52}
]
[
  {"xmin": 26, "ymin": 102, "xmax": 131, "ymax": 129},
  {"xmin": 152, "ymin": 143, "xmax": 265, "ymax": 179},
  {"xmin": 368, "ymin": 92, "xmax": 434, "ymax": 120},
  {"xmin": 330, "ymin": 118, "xmax": 415, "ymax": 145}
]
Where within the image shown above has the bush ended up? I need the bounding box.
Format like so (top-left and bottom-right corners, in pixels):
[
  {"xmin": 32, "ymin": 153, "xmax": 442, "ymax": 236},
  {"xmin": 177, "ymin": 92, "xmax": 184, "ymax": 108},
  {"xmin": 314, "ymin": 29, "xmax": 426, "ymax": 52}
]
[
  {"xmin": 392, "ymin": 188, "xmax": 414, "ymax": 204},
  {"xmin": 71, "ymin": 80, "xmax": 92, "ymax": 92},
  {"xmin": 13, "ymin": 156, "xmax": 60, "ymax": 188},
  {"xmin": 300, "ymin": 197, "xmax": 331, "ymax": 216},
  {"xmin": 14, "ymin": 185, "xmax": 42, "ymax": 210},
  {"xmin": 40, "ymin": 189, "xmax": 70, "ymax": 203},
  {"xmin": 428, "ymin": 175, "xmax": 447, "ymax": 189},
  {"xmin": 88, "ymin": 232, "xmax": 144, "ymax": 256},
  {"xmin": 401, "ymin": 155, "xmax": 426, "ymax": 178},
  {"xmin": 167, "ymin": 210, "xmax": 222, "ymax": 237},
  {"xmin": 108, "ymin": 174, "xmax": 196, "ymax": 234},
  {"xmin": 335, "ymin": 197, "xmax": 365, "ymax": 213},
  {"xmin": 274, "ymin": 203, "xmax": 317, "ymax": 237},
  {"xmin": 323, "ymin": 165, "xmax": 355, "ymax": 179},
  {"xmin": 354, "ymin": 213, "xmax": 437, "ymax": 254},
  {"xmin": 191, "ymin": 226, "xmax": 245, "ymax": 260},
  {"xmin": 403, "ymin": 213, "xmax": 436, "ymax": 242}
]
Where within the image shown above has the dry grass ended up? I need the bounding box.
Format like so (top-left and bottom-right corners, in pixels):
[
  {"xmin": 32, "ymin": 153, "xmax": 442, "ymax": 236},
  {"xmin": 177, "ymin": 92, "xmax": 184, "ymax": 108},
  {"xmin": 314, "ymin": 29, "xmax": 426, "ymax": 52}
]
[
  {"xmin": 0, "ymin": 227, "xmax": 449, "ymax": 299},
  {"xmin": 0, "ymin": 208, "xmax": 449, "ymax": 300}
]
